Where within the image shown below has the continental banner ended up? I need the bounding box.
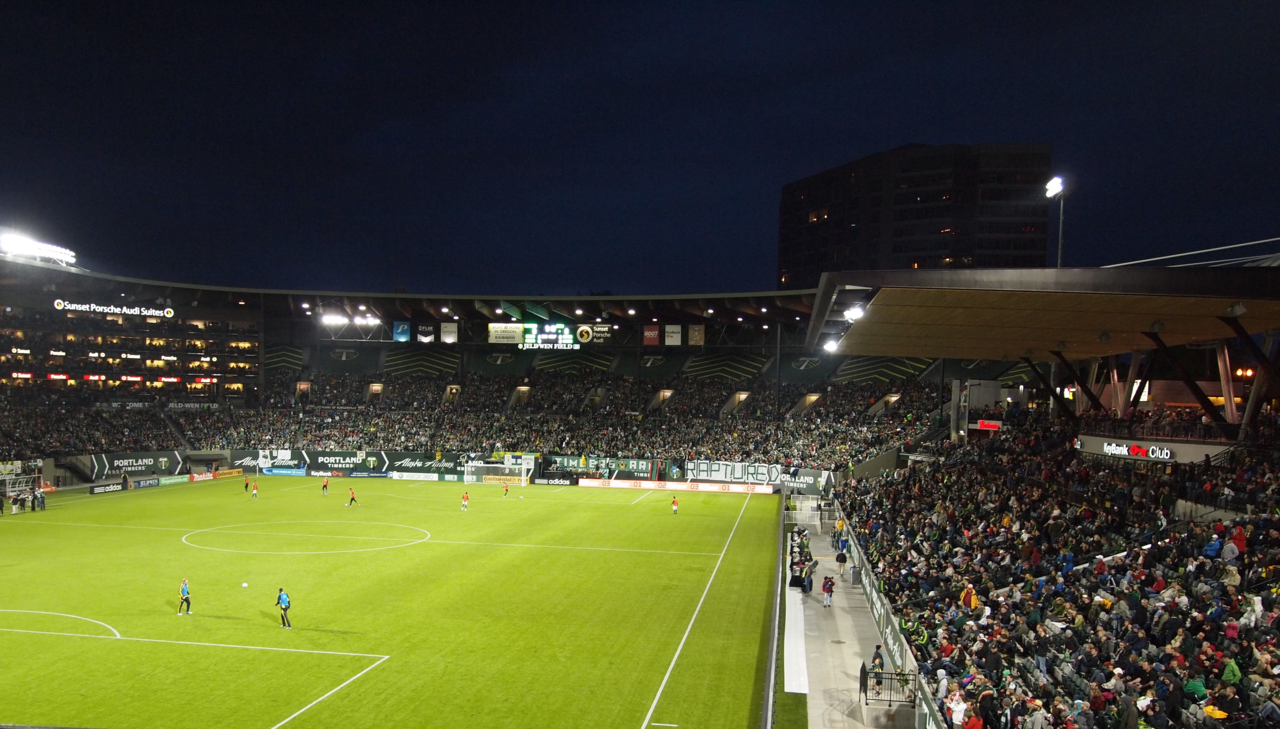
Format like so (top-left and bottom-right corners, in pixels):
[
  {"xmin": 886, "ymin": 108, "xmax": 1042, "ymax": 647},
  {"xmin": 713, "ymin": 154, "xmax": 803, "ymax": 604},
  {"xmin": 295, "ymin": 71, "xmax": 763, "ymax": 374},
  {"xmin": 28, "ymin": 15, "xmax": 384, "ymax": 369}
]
[
  {"xmin": 89, "ymin": 451, "xmax": 186, "ymax": 480},
  {"xmin": 217, "ymin": 469, "xmax": 243, "ymax": 479},
  {"xmin": 680, "ymin": 460, "xmax": 834, "ymax": 490},
  {"xmin": 579, "ymin": 478, "xmax": 771, "ymax": 494}
]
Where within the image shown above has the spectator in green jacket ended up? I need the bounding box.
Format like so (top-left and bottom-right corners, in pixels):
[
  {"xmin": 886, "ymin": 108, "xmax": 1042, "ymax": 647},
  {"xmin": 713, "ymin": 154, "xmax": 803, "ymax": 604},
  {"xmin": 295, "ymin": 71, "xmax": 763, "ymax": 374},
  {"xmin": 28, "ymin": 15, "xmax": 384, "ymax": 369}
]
[{"xmin": 1221, "ymin": 657, "xmax": 1242, "ymax": 687}]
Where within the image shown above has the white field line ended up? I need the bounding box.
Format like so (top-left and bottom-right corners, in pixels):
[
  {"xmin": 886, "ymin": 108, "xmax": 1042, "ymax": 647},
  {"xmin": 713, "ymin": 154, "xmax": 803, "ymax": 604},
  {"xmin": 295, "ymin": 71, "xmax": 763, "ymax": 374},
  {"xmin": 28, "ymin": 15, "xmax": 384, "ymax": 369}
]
[
  {"xmin": 630, "ymin": 491, "xmax": 653, "ymax": 505},
  {"xmin": 553, "ymin": 487, "xmax": 566, "ymax": 492},
  {"xmin": 383, "ymin": 493, "xmax": 635, "ymax": 507},
  {"xmin": 0, "ymin": 622, "xmax": 390, "ymax": 729},
  {"xmin": 639, "ymin": 494, "xmax": 751, "ymax": 729},
  {"xmin": 0, "ymin": 520, "xmax": 191, "ymax": 531},
  {"xmin": 212, "ymin": 529, "xmax": 418, "ymax": 542},
  {"xmin": 427, "ymin": 539, "xmax": 718, "ymax": 557},
  {"xmin": 270, "ymin": 655, "xmax": 390, "ymax": 729},
  {"xmin": 0, "ymin": 609, "xmax": 121, "ymax": 638},
  {"xmin": 49, "ymin": 479, "xmax": 215, "ymax": 507}
]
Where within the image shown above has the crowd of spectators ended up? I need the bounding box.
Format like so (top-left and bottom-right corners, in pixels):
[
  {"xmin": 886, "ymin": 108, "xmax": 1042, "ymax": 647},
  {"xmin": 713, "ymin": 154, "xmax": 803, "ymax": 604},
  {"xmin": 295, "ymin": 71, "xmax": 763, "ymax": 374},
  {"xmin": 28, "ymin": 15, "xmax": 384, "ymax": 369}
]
[
  {"xmin": 837, "ymin": 410, "xmax": 1280, "ymax": 729},
  {"xmin": 0, "ymin": 402, "xmax": 183, "ymax": 459}
]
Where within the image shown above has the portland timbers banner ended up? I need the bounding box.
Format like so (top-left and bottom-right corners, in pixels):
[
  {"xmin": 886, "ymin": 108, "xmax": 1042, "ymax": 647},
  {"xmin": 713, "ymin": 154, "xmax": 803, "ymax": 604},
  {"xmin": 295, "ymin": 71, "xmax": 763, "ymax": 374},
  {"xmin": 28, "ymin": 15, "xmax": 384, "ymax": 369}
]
[
  {"xmin": 90, "ymin": 451, "xmax": 185, "ymax": 480},
  {"xmin": 549, "ymin": 455, "xmax": 663, "ymax": 480},
  {"xmin": 229, "ymin": 450, "xmax": 467, "ymax": 477}
]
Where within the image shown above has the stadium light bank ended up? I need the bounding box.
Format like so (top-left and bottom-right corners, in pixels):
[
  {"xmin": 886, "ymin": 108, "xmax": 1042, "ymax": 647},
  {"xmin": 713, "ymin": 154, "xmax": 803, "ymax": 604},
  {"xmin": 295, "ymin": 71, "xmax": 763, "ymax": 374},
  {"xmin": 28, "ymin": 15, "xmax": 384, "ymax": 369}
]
[{"xmin": 0, "ymin": 229, "xmax": 77, "ymax": 266}]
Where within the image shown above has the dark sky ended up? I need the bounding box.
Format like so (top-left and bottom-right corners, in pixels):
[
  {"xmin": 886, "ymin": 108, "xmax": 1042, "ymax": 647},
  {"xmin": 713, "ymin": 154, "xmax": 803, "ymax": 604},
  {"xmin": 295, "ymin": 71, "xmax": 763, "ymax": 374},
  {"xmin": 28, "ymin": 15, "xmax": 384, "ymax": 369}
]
[{"xmin": 1, "ymin": 3, "xmax": 1277, "ymax": 295}]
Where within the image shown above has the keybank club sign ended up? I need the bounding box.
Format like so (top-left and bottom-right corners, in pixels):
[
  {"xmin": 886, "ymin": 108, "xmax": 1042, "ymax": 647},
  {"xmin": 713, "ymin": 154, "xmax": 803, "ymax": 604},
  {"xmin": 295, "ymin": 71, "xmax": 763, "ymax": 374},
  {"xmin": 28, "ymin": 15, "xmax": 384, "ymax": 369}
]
[
  {"xmin": 55, "ymin": 298, "xmax": 174, "ymax": 318},
  {"xmin": 1073, "ymin": 434, "xmax": 1231, "ymax": 464},
  {"xmin": 1103, "ymin": 442, "xmax": 1173, "ymax": 460}
]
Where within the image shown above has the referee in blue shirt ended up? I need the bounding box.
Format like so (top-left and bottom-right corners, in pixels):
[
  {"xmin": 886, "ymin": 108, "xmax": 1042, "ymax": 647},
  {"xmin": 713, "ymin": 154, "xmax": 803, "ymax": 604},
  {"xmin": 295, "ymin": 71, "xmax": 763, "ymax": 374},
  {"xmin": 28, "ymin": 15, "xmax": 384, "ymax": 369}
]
[{"xmin": 275, "ymin": 588, "xmax": 292, "ymax": 629}]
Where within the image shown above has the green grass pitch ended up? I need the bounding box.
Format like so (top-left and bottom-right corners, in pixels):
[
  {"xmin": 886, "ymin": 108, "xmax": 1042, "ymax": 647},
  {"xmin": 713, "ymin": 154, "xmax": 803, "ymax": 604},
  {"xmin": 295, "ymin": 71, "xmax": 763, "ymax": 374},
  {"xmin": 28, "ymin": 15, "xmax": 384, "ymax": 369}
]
[{"xmin": 0, "ymin": 476, "xmax": 779, "ymax": 729}]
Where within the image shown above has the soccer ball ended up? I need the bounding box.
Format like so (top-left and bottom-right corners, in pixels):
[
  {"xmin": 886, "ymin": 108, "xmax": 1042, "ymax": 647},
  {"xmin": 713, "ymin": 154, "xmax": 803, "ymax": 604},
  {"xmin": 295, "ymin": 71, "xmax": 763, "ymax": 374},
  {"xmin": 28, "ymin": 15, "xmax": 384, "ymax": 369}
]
[{"xmin": 242, "ymin": 583, "xmax": 248, "ymax": 588}]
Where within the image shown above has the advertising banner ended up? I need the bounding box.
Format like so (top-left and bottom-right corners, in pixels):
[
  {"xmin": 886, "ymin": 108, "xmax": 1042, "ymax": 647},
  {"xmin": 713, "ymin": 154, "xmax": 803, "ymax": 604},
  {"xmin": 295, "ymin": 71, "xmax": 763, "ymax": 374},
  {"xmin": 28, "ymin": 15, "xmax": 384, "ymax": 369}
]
[
  {"xmin": 488, "ymin": 322, "xmax": 524, "ymax": 344},
  {"xmin": 417, "ymin": 324, "xmax": 435, "ymax": 343},
  {"xmin": 664, "ymin": 325, "xmax": 681, "ymax": 346},
  {"xmin": 230, "ymin": 450, "xmax": 305, "ymax": 470},
  {"xmin": 391, "ymin": 472, "xmax": 461, "ymax": 481},
  {"xmin": 89, "ymin": 482, "xmax": 126, "ymax": 495},
  {"xmin": 681, "ymin": 460, "xmax": 834, "ymax": 490},
  {"xmin": 393, "ymin": 322, "xmax": 410, "ymax": 342},
  {"xmin": 217, "ymin": 469, "xmax": 244, "ymax": 479},
  {"xmin": 90, "ymin": 451, "xmax": 185, "ymax": 480},
  {"xmin": 688, "ymin": 324, "xmax": 705, "ymax": 346},
  {"xmin": 159, "ymin": 475, "xmax": 189, "ymax": 486},
  {"xmin": 578, "ymin": 478, "xmax": 772, "ymax": 494},
  {"xmin": 441, "ymin": 322, "xmax": 458, "ymax": 344},
  {"xmin": 349, "ymin": 471, "xmax": 389, "ymax": 478},
  {"xmin": 264, "ymin": 468, "xmax": 306, "ymax": 476},
  {"xmin": 575, "ymin": 324, "xmax": 612, "ymax": 344},
  {"xmin": 190, "ymin": 472, "xmax": 216, "ymax": 482},
  {"xmin": 309, "ymin": 469, "xmax": 350, "ymax": 477},
  {"xmin": 643, "ymin": 325, "xmax": 659, "ymax": 345},
  {"xmin": 532, "ymin": 477, "xmax": 577, "ymax": 485},
  {"xmin": 132, "ymin": 477, "xmax": 161, "ymax": 489}
]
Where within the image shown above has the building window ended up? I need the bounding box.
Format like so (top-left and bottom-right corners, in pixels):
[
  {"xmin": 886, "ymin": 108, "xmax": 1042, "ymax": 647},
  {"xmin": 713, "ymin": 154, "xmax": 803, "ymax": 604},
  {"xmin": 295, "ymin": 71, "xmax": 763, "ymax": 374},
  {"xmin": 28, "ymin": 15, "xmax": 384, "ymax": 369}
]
[{"xmin": 807, "ymin": 209, "xmax": 828, "ymax": 223}]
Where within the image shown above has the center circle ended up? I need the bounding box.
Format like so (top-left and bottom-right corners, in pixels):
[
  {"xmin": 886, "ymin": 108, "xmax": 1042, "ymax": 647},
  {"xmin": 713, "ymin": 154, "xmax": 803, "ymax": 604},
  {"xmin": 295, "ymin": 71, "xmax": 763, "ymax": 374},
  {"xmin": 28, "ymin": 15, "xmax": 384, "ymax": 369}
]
[{"xmin": 181, "ymin": 520, "xmax": 431, "ymax": 555}]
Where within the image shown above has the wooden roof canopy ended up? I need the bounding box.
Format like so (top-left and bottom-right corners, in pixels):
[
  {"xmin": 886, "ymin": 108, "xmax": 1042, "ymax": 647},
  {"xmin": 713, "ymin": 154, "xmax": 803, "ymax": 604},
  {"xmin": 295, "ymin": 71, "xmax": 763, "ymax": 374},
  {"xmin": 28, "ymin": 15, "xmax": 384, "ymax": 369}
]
[{"xmin": 806, "ymin": 268, "xmax": 1280, "ymax": 361}]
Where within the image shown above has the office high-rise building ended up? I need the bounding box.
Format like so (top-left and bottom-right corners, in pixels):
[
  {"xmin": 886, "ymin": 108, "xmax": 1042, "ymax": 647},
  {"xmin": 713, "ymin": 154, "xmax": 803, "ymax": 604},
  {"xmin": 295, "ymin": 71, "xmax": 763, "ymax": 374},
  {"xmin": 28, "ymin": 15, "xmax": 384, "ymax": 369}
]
[{"xmin": 777, "ymin": 143, "xmax": 1052, "ymax": 289}]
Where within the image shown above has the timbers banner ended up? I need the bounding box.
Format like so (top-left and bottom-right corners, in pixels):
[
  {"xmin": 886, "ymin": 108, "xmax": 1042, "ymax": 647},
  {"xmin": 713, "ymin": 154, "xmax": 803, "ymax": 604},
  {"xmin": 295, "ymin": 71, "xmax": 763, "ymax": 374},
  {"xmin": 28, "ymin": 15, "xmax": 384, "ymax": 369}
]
[
  {"xmin": 89, "ymin": 451, "xmax": 185, "ymax": 480},
  {"xmin": 549, "ymin": 455, "xmax": 662, "ymax": 480},
  {"xmin": 679, "ymin": 460, "xmax": 834, "ymax": 489}
]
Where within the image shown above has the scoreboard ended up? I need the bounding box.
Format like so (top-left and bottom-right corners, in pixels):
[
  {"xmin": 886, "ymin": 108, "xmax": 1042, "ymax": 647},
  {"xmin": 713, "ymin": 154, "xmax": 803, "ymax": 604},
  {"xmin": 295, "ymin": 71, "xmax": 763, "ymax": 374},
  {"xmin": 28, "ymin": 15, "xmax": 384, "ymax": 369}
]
[{"xmin": 520, "ymin": 322, "xmax": 577, "ymax": 350}]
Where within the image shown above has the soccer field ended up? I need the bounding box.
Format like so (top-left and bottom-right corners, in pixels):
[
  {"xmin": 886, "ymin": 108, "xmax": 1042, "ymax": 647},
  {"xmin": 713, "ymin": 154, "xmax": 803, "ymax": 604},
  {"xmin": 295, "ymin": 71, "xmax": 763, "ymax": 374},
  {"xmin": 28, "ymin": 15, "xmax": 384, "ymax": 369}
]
[{"xmin": 0, "ymin": 476, "xmax": 779, "ymax": 729}]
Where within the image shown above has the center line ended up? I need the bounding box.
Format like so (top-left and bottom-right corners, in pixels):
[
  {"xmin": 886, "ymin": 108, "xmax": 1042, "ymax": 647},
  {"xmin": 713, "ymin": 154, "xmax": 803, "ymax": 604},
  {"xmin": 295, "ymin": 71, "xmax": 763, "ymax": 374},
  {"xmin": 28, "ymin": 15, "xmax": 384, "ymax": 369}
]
[{"xmin": 639, "ymin": 494, "xmax": 751, "ymax": 729}]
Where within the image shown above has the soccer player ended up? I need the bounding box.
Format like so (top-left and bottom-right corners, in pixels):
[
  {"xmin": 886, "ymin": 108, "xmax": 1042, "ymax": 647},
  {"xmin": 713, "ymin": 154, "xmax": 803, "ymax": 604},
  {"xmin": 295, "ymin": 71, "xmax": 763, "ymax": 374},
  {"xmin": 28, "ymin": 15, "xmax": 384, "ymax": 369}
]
[
  {"xmin": 275, "ymin": 588, "xmax": 291, "ymax": 629},
  {"xmin": 503, "ymin": 484, "xmax": 509, "ymax": 498},
  {"xmin": 347, "ymin": 487, "xmax": 358, "ymax": 507},
  {"xmin": 244, "ymin": 475, "xmax": 249, "ymax": 493},
  {"xmin": 672, "ymin": 496, "xmax": 678, "ymax": 515},
  {"xmin": 462, "ymin": 492, "xmax": 468, "ymax": 512},
  {"xmin": 322, "ymin": 476, "xmax": 328, "ymax": 496},
  {"xmin": 178, "ymin": 578, "xmax": 191, "ymax": 615},
  {"xmin": 251, "ymin": 481, "xmax": 258, "ymax": 499}
]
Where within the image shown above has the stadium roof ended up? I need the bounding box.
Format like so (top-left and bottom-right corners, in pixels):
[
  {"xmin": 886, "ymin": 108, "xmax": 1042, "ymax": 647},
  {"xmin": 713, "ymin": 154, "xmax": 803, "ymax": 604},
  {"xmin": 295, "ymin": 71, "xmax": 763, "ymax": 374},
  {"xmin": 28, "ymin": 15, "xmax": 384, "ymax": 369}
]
[{"xmin": 806, "ymin": 267, "xmax": 1280, "ymax": 360}]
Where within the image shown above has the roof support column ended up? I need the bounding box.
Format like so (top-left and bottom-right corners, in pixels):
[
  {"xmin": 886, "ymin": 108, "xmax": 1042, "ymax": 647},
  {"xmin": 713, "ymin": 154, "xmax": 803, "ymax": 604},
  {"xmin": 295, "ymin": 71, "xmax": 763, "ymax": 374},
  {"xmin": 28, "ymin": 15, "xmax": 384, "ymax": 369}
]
[
  {"xmin": 1239, "ymin": 333, "xmax": 1275, "ymax": 440},
  {"xmin": 1122, "ymin": 350, "xmax": 1147, "ymax": 418},
  {"xmin": 1214, "ymin": 341, "xmax": 1239, "ymax": 423},
  {"xmin": 1049, "ymin": 351, "xmax": 1108, "ymax": 412},
  {"xmin": 1021, "ymin": 358, "xmax": 1078, "ymax": 422},
  {"xmin": 1217, "ymin": 317, "xmax": 1280, "ymax": 404},
  {"xmin": 1142, "ymin": 331, "xmax": 1232, "ymax": 438},
  {"xmin": 1108, "ymin": 355, "xmax": 1123, "ymax": 412}
]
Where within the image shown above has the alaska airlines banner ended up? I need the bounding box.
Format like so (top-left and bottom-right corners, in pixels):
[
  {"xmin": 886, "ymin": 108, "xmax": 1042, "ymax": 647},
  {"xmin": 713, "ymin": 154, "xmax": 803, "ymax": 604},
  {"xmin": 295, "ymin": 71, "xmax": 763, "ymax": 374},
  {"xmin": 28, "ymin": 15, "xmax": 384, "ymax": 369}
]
[
  {"xmin": 229, "ymin": 450, "xmax": 467, "ymax": 476},
  {"xmin": 89, "ymin": 451, "xmax": 185, "ymax": 480}
]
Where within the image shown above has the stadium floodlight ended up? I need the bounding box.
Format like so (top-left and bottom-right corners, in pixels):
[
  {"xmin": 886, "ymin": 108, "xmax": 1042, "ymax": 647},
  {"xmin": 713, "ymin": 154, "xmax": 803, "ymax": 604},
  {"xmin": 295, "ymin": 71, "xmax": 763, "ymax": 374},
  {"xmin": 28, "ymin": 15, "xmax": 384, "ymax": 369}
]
[
  {"xmin": 358, "ymin": 305, "xmax": 366, "ymax": 310},
  {"xmin": 707, "ymin": 308, "xmax": 714, "ymax": 314},
  {"xmin": 321, "ymin": 314, "xmax": 349, "ymax": 325},
  {"xmin": 300, "ymin": 302, "xmax": 309, "ymax": 308},
  {"xmin": 1045, "ymin": 176, "xmax": 1064, "ymax": 198},
  {"xmin": 627, "ymin": 309, "xmax": 636, "ymax": 315},
  {"xmin": 760, "ymin": 307, "xmax": 767, "ymax": 312},
  {"xmin": 441, "ymin": 306, "xmax": 449, "ymax": 313},
  {"xmin": 353, "ymin": 315, "xmax": 379, "ymax": 326},
  {"xmin": 1045, "ymin": 176, "xmax": 1067, "ymax": 267},
  {"xmin": 823, "ymin": 340, "xmax": 839, "ymax": 352},
  {"xmin": 575, "ymin": 309, "xmax": 583, "ymax": 315},
  {"xmin": 843, "ymin": 305, "xmax": 865, "ymax": 322},
  {"xmin": 0, "ymin": 230, "xmax": 77, "ymax": 266}
]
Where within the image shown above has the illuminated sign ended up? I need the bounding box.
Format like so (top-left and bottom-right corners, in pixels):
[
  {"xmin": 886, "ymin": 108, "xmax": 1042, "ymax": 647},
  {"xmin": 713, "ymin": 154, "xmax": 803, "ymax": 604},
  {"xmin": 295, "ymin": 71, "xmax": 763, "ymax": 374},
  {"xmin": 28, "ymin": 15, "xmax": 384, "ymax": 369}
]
[
  {"xmin": 10, "ymin": 372, "xmax": 32, "ymax": 379},
  {"xmin": 88, "ymin": 351, "xmax": 104, "ymax": 357},
  {"xmin": 46, "ymin": 373, "xmax": 68, "ymax": 380},
  {"xmin": 393, "ymin": 322, "xmax": 410, "ymax": 342},
  {"xmin": 122, "ymin": 353, "xmax": 141, "ymax": 359},
  {"xmin": 49, "ymin": 349, "xmax": 67, "ymax": 356},
  {"xmin": 10, "ymin": 347, "xmax": 30, "ymax": 354},
  {"xmin": 575, "ymin": 324, "xmax": 612, "ymax": 344},
  {"xmin": 84, "ymin": 374, "xmax": 106, "ymax": 381},
  {"xmin": 440, "ymin": 322, "xmax": 458, "ymax": 344},
  {"xmin": 520, "ymin": 322, "xmax": 580, "ymax": 350},
  {"xmin": 976, "ymin": 420, "xmax": 1002, "ymax": 430},
  {"xmin": 54, "ymin": 298, "xmax": 173, "ymax": 318},
  {"xmin": 161, "ymin": 355, "xmax": 178, "ymax": 361},
  {"xmin": 416, "ymin": 324, "xmax": 435, "ymax": 343},
  {"xmin": 195, "ymin": 377, "xmax": 218, "ymax": 384},
  {"xmin": 488, "ymin": 322, "xmax": 523, "ymax": 344},
  {"xmin": 121, "ymin": 375, "xmax": 143, "ymax": 382},
  {"xmin": 1102, "ymin": 442, "xmax": 1173, "ymax": 461},
  {"xmin": 157, "ymin": 376, "xmax": 181, "ymax": 383}
]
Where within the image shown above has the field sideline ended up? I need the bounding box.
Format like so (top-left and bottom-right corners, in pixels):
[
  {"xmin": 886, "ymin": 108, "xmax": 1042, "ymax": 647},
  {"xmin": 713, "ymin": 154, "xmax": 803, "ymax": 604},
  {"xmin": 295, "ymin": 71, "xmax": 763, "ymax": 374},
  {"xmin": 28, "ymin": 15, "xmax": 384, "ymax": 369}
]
[{"xmin": 0, "ymin": 476, "xmax": 779, "ymax": 729}]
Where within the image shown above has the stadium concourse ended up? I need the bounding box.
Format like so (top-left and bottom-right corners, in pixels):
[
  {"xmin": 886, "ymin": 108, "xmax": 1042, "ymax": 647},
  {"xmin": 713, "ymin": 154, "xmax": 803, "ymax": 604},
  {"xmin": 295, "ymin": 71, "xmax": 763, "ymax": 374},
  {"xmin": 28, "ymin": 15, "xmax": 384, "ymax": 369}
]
[{"xmin": 4, "ymin": 257, "xmax": 1280, "ymax": 729}]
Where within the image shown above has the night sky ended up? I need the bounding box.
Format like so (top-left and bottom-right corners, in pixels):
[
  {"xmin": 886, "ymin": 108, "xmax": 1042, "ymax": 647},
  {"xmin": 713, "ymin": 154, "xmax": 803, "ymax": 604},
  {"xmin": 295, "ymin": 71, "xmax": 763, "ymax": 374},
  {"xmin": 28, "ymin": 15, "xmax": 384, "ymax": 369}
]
[{"xmin": 1, "ymin": 3, "xmax": 1277, "ymax": 295}]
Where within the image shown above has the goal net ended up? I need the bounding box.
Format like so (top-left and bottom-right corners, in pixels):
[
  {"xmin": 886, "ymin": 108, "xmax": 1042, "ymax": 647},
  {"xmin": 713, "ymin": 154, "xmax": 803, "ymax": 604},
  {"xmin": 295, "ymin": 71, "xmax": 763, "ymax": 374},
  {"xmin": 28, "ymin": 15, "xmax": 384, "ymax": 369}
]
[{"xmin": 463, "ymin": 458, "xmax": 535, "ymax": 486}]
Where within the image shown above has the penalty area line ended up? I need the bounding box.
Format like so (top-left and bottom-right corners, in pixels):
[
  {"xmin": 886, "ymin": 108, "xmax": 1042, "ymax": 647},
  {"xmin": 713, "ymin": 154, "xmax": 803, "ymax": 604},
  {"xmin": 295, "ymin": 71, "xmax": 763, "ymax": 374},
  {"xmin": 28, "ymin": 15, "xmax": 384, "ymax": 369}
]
[
  {"xmin": 270, "ymin": 655, "xmax": 390, "ymax": 729},
  {"xmin": 639, "ymin": 493, "xmax": 751, "ymax": 729}
]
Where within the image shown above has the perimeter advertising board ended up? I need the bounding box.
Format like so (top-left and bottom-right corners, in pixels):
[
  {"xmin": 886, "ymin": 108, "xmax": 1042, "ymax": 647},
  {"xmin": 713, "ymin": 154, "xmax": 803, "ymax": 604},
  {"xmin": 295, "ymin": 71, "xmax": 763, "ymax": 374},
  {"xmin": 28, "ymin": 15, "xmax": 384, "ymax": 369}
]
[
  {"xmin": 550, "ymin": 455, "xmax": 663, "ymax": 480},
  {"xmin": 578, "ymin": 478, "xmax": 771, "ymax": 494}
]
